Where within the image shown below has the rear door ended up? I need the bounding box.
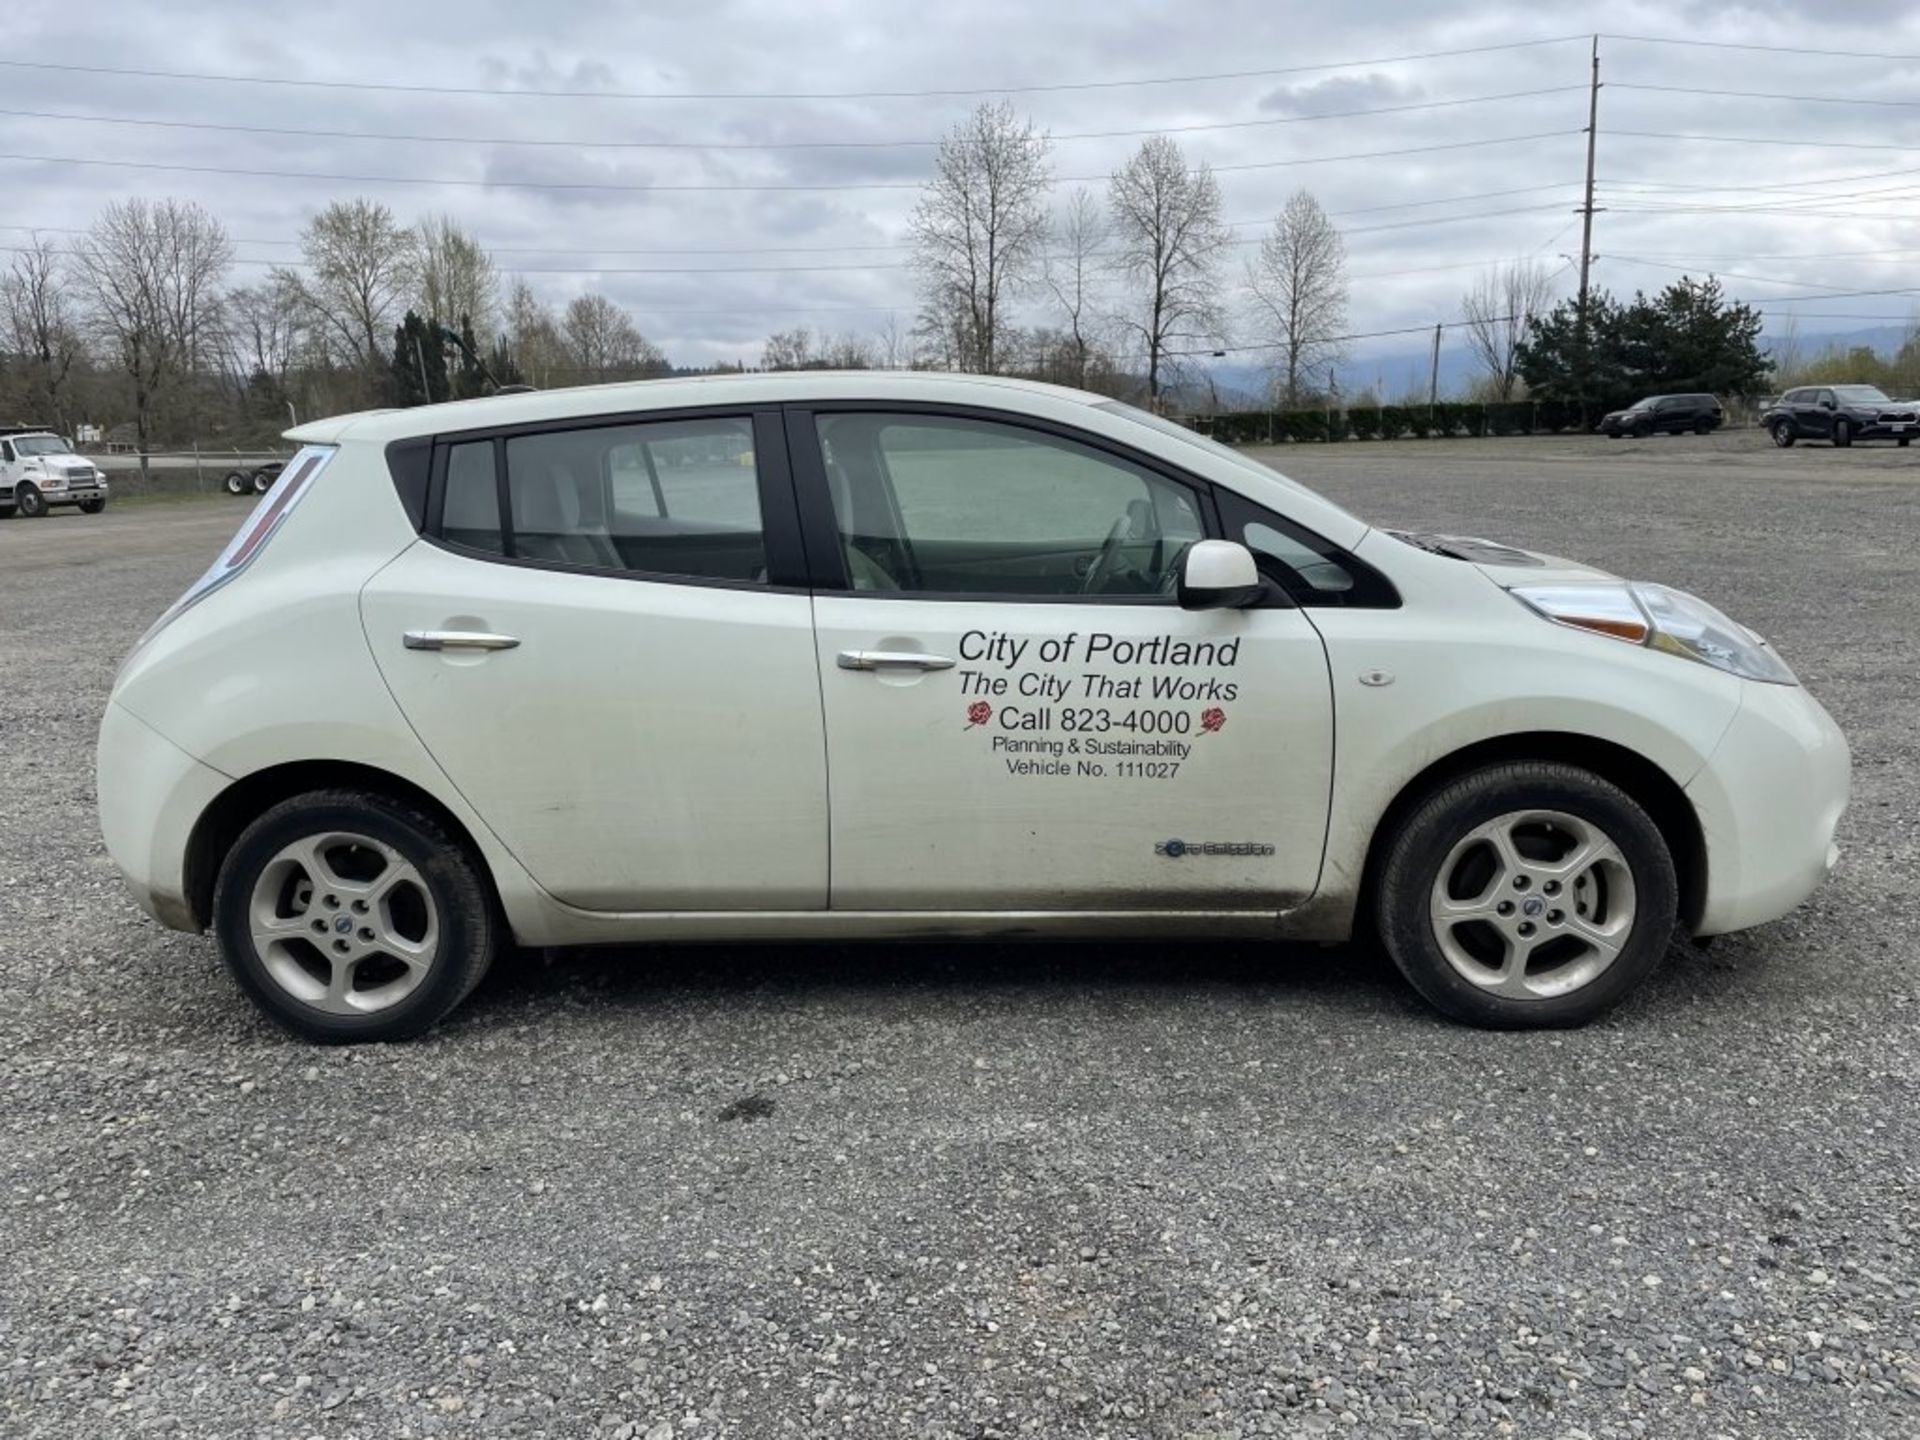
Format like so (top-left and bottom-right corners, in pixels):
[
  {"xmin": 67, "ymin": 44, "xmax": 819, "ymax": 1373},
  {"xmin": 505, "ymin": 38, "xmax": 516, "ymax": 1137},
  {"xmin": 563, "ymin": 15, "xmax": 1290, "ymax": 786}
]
[
  {"xmin": 789, "ymin": 405, "xmax": 1335, "ymax": 913},
  {"xmin": 361, "ymin": 408, "xmax": 828, "ymax": 912}
]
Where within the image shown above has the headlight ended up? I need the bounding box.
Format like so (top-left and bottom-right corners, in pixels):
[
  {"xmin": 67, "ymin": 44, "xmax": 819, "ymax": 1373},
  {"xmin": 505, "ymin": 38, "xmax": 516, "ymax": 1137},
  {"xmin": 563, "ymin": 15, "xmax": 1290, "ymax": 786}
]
[{"xmin": 1511, "ymin": 582, "xmax": 1798, "ymax": 685}]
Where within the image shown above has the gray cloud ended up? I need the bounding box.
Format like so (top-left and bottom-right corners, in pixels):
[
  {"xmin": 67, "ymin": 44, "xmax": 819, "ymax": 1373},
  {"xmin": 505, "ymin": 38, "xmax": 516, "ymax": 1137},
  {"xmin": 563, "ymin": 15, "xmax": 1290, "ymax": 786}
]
[{"xmin": 5, "ymin": 0, "xmax": 1920, "ymax": 370}]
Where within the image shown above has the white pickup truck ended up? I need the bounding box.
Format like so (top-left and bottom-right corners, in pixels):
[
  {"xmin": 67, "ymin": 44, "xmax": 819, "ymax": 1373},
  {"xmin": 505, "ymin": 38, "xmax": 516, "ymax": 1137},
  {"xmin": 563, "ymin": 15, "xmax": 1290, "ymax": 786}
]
[{"xmin": 0, "ymin": 428, "xmax": 109, "ymax": 517}]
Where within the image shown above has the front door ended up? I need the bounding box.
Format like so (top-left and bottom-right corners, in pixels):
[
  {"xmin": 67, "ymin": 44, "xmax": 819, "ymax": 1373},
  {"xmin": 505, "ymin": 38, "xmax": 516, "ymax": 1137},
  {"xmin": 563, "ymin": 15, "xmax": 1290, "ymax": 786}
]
[
  {"xmin": 361, "ymin": 410, "xmax": 828, "ymax": 912},
  {"xmin": 791, "ymin": 408, "xmax": 1334, "ymax": 912}
]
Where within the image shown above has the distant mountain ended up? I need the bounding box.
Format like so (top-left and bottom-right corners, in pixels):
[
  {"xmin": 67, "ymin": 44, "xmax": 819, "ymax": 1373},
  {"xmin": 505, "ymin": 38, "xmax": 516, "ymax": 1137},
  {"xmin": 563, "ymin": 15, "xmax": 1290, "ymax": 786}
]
[{"xmin": 1193, "ymin": 324, "xmax": 1914, "ymax": 409}]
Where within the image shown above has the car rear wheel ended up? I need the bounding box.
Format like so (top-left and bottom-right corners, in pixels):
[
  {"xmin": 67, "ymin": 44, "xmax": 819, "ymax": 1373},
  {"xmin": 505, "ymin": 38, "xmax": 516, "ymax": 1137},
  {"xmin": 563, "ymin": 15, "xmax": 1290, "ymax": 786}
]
[
  {"xmin": 1374, "ymin": 762, "xmax": 1677, "ymax": 1028},
  {"xmin": 15, "ymin": 483, "xmax": 47, "ymax": 518},
  {"xmin": 223, "ymin": 470, "xmax": 251, "ymax": 496},
  {"xmin": 1833, "ymin": 418, "xmax": 1853, "ymax": 448},
  {"xmin": 252, "ymin": 469, "xmax": 274, "ymax": 494},
  {"xmin": 1693, "ymin": 419, "xmax": 1711, "ymax": 435},
  {"xmin": 212, "ymin": 789, "xmax": 501, "ymax": 1043},
  {"xmin": 1771, "ymin": 420, "xmax": 1797, "ymax": 448}
]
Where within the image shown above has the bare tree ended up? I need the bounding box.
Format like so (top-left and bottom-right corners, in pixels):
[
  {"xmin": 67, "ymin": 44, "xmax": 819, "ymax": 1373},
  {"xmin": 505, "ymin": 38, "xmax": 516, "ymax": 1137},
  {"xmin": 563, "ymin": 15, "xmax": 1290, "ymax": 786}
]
[
  {"xmin": 563, "ymin": 293, "xmax": 666, "ymax": 379},
  {"xmin": 1247, "ymin": 191, "xmax": 1349, "ymax": 406},
  {"xmin": 1459, "ymin": 258, "xmax": 1556, "ymax": 402},
  {"xmin": 282, "ymin": 199, "xmax": 418, "ymax": 369},
  {"xmin": 70, "ymin": 198, "xmax": 231, "ymax": 475},
  {"xmin": 1108, "ymin": 136, "xmax": 1229, "ymax": 405},
  {"xmin": 221, "ymin": 274, "xmax": 306, "ymax": 387},
  {"xmin": 908, "ymin": 100, "xmax": 1052, "ymax": 375},
  {"xmin": 504, "ymin": 280, "xmax": 566, "ymax": 387},
  {"xmin": 876, "ymin": 312, "xmax": 905, "ymax": 369},
  {"xmin": 1, "ymin": 234, "xmax": 83, "ymax": 432},
  {"xmin": 1041, "ymin": 187, "xmax": 1109, "ymax": 389},
  {"xmin": 762, "ymin": 327, "xmax": 815, "ymax": 371},
  {"xmin": 417, "ymin": 214, "xmax": 499, "ymax": 339}
]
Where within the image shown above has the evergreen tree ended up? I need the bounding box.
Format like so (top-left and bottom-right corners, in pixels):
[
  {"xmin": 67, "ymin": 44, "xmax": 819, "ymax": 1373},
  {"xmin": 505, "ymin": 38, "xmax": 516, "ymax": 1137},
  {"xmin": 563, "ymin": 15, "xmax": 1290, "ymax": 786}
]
[
  {"xmin": 1517, "ymin": 277, "xmax": 1770, "ymax": 415},
  {"xmin": 388, "ymin": 310, "xmax": 449, "ymax": 406}
]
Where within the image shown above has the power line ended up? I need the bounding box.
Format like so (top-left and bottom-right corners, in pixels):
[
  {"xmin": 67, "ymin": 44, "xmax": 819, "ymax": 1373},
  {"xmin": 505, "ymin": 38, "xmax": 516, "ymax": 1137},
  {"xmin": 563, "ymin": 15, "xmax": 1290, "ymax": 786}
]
[
  {"xmin": 1612, "ymin": 82, "xmax": 1920, "ymax": 110},
  {"xmin": 1600, "ymin": 164, "xmax": 1920, "ymax": 195},
  {"xmin": 1611, "ymin": 128, "xmax": 1920, "ymax": 154},
  {"xmin": 0, "ymin": 131, "xmax": 1580, "ymax": 194},
  {"xmin": 1602, "ymin": 31, "xmax": 1920, "ymax": 63},
  {"xmin": 0, "ymin": 36, "xmax": 1590, "ymax": 102},
  {"xmin": 0, "ymin": 184, "xmax": 1583, "ymax": 257},
  {"xmin": 0, "ymin": 204, "xmax": 1580, "ymax": 277},
  {"xmin": 0, "ymin": 87, "xmax": 1586, "ymax": 153}
]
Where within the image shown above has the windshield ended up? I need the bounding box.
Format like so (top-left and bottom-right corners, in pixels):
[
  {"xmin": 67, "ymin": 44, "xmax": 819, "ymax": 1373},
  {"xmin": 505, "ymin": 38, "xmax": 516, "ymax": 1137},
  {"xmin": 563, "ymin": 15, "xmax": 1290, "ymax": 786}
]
[
  {"xmin": 11, "ymin": 435, "xmax": 71, "ymax": 457},
  {"xmin": 1833, "ymin": 385, "xmax": 1891, "ymax": 404},
  {"xmin": 1092, "ymin": 400, "xmax": 1363, "ymax": 524}
]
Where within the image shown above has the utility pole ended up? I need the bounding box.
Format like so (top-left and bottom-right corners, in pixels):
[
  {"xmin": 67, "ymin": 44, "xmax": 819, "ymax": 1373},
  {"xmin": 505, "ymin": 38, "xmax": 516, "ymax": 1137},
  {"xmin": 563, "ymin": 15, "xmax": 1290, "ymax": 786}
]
[
  {"xmin": 1428, "ymin": 322, "xmax": 1443, "ymax": 416},
  {"xmin": 1575, "ymin": 35, "xmax": 1603, "ymax": 421},
  {"xmin": 1577, "ymin": 35, "xmax": 1601, "ymax": 328}
]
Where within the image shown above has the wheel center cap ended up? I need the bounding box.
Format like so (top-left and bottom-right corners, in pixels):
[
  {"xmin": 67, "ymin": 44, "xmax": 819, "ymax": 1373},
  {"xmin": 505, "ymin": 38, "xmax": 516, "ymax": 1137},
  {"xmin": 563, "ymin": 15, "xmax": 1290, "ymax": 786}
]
[
  {"xmin": 333, "ymin": 915, "xmax": 354, "ymax": 934},
  {"xmin": 1521, "ymin": 896, "xmax": 1546, "ymax": 918}
]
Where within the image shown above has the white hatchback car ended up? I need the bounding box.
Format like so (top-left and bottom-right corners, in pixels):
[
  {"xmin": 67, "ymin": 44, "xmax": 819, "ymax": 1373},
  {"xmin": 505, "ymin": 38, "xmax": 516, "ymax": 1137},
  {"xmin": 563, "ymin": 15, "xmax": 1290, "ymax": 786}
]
[{"xmin": 98, "ymin": 374, "xmax": 1849, "ymax": 1042}]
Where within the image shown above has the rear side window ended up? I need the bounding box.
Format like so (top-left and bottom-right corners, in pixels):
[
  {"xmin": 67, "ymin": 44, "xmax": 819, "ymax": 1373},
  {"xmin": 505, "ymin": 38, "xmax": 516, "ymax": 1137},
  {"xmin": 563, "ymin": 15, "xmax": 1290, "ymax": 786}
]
[
  {"xmin": 434, "ymin": 416, "xmax": 766, "ymax": 584},
  {"xmin": 442, "ymin": 442, "xmax": 504, "ymax": 555}
]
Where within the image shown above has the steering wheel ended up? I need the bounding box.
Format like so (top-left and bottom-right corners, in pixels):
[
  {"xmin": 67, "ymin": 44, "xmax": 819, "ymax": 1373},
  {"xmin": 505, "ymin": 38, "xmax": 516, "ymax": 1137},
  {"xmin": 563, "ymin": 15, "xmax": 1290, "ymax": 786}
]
[{"xmin": 1079, "ymin": 512, "xmax": 1134, "ymax": 595}]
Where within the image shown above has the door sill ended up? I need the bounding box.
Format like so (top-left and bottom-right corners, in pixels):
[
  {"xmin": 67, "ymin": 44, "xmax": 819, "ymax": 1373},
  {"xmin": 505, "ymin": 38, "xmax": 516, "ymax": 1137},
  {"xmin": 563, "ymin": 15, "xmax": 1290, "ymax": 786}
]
[{"xmin": 510, "ymin": 905, "xmax": 1284, "ymax": 946}]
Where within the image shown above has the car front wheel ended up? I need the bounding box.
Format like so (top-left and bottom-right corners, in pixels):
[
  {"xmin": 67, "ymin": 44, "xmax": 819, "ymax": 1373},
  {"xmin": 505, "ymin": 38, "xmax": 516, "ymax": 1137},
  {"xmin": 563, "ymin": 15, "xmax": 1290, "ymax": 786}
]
[
  {"xmin": 78, "ymin": 497, "xmax": 106, "ymax": 514},
  {"xmin": 15, "ymin": 483, "xmax": 47, "ymax": 517},
  {"xmin": 1833, "ymin": 418, "xmax": 1853, "ymax": 447},
  {"xmin": 212, "ymin": 789, "xmax": 501, "ymax": 1043},
  {"xmin": 1771, "ymin": 420, "xmax": 1797, "ymax": 448},
  {"xmin": 1374, "ymin": 762, "xmax": 1677, "ymax": 1028}
]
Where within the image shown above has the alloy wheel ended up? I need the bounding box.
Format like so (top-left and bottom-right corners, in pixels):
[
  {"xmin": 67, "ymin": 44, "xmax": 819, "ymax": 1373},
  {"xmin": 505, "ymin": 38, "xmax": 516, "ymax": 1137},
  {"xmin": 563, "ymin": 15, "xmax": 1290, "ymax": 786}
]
[
  {"xmin": 1428, "ymin": 809, "xmax": 1636, "ymax": 1000},
  {"xmin": 247, "ymin": 830, "xmax": 440, "ymax": 1014}
]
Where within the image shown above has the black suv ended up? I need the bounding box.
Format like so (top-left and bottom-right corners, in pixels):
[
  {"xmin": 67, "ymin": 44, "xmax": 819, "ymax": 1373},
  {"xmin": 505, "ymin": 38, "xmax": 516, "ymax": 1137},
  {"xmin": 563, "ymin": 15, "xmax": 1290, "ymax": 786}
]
[
  {"xmin": 1762, "ymin": 385, "xmax": 1917, "ymax": 448},
  {"xmin": 1595, "ymin": 393, "xmax": 1724, "ymax": 437}
]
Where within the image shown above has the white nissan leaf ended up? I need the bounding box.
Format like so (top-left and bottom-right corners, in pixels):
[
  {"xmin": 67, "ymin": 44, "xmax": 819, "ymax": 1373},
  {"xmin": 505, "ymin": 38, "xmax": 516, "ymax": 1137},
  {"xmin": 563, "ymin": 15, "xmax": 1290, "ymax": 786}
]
[{"xmin": 97, "ymin": 374, "xmax": 1849, "ymax": 1042}]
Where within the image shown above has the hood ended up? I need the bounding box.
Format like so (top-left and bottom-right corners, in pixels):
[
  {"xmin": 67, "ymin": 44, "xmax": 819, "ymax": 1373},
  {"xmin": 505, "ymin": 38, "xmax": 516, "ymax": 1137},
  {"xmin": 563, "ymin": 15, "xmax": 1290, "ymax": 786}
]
[{"xmin": 1387, "ymin": 530, "xmax": 1620, "ymax": 588}]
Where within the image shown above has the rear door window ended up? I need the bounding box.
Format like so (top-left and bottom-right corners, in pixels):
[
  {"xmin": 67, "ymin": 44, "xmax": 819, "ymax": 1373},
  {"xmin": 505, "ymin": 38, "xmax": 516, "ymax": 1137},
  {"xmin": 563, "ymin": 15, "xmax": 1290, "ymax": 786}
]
[{"xmin": 434, "ymin": 416, "xmax": 767, "ymax": 584}]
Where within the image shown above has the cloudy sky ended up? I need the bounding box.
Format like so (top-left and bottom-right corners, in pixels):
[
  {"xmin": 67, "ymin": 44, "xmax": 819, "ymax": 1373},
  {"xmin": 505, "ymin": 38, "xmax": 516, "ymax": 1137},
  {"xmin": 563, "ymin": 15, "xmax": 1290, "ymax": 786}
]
[{"xmin": 7, "ymin": 0, "xmax": 1919, "ymax": 384}]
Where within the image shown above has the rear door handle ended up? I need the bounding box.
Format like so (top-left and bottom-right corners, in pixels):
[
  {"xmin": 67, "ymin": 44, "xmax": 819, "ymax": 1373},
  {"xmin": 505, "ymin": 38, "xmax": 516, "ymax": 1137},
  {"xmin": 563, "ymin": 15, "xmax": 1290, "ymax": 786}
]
[
  {"xmin": 403, "ymin": 630, "xmax": 521, "ymax": 652},
  {"xmin": 836, "ymin": 649, "xmax": 956, "ymax": 672}
]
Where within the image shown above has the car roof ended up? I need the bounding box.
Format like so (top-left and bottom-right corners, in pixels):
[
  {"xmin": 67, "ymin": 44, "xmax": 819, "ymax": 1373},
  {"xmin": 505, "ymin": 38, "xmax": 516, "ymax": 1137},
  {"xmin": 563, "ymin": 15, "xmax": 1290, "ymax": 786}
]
[{"xmin": 287, "ymin": 371, "xmax": 1113, "ymax": 446}]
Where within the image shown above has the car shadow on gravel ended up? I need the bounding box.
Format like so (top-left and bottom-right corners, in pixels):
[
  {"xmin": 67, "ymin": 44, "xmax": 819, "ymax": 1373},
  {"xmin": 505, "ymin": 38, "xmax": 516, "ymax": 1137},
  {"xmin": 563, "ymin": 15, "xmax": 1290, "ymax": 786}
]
[{"xmin": 469, "ymin": 936, "xmax": 1418, "ymax": 1016}]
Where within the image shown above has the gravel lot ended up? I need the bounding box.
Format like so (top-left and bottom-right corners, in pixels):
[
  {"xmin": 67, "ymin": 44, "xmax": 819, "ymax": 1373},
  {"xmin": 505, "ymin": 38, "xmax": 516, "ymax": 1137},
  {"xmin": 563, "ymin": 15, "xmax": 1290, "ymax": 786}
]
[{"xmin": 3, "ymin": 430, "xmax": 1916, "ymax": 1439}]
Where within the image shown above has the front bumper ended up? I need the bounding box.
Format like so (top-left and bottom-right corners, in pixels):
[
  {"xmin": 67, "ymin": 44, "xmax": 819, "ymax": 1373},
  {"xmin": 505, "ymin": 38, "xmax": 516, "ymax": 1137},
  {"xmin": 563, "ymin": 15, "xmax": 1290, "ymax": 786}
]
[
  {"xmin": 1686, "ymin": 680, "xmax": 1850, "ymax": 935},
  {"xmin": 1851, "ymin": 417, "xmax": 1917, "ymax": 440},
  {"xmin": 36, "ymin": 479, "xmax": 108, "ymax": 505},
  {"xmin": 97, "ymin": 700, "xmax": 230, "ymax": 931}
]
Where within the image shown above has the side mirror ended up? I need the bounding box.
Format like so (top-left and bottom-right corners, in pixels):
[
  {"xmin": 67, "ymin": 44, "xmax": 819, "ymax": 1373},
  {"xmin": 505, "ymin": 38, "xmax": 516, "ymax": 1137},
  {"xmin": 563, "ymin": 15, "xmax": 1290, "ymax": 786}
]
[{"xmin": 1178, "ymin": 539, "xmax": 1267, "ymax": 611}]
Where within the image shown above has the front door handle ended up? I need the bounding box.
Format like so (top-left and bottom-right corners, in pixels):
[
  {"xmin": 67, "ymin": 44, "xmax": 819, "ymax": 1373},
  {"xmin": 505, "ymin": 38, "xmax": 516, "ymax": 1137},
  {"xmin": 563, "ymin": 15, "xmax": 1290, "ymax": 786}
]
[
  {"xmin": 403, "ymin": 630, "xmax": 521, "ymax": 652},
  {"xmin": 836, "ymin": 649, "xmax": 956, "ymax": 672}
]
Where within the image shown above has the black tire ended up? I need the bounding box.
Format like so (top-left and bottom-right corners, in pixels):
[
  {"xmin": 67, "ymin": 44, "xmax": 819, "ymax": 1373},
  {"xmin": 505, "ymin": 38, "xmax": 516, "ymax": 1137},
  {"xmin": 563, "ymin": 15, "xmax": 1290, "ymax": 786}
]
[
  {"xmin": 223, "ymin": 470, "xmax": 251, "ymax": 496},
  {"xmin": 1693, "ymin": 419, "xmax": 1711, "ymax": 435},
  {"xmin": 1373, "ymin": 762, "xmax": 1678, "ymax": 1029},
  {"xmin": 1899, "ymin": 437, "xmax": 1910, "ymax": 448},
  {"xmin": 15, "ymin": 483, "xmax": 47, "ymax": 518},
  {"xmin": 0, "ymin": 504, "xmax": 13, "ymax": 520},
  {"xmin": 1632, "ymin": 421, "xmax": 1652, "ymax": 439},
  {"xmin": 252, "ymin": 469, "xmax": 274, "ymax": 494},
  {"xmin": 78, "ymin": 497, "xmax": 106, "ymax": 514},
  {"xmin": 1833, "ymin": 418, "xmax": 1853, "ymax": 448},
  {"xmin": 1771, "ymin": 420, "xmax": 1797, "ymax": 448},
  {"xmin": 212, "ymin": 788, "xmax": 501, "ymax": 1043}
]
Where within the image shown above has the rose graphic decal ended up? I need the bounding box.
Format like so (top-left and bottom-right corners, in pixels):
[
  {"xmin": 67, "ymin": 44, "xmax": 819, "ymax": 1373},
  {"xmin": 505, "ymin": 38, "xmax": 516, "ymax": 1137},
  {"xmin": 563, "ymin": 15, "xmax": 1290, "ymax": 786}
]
[
  {"xmin": 965, "ymin": 701, "xmax": 993, "ymax": 729},
  {"xmin": 1199, "ymin": 706, "xmax": 1227, "ymax": 734}
]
